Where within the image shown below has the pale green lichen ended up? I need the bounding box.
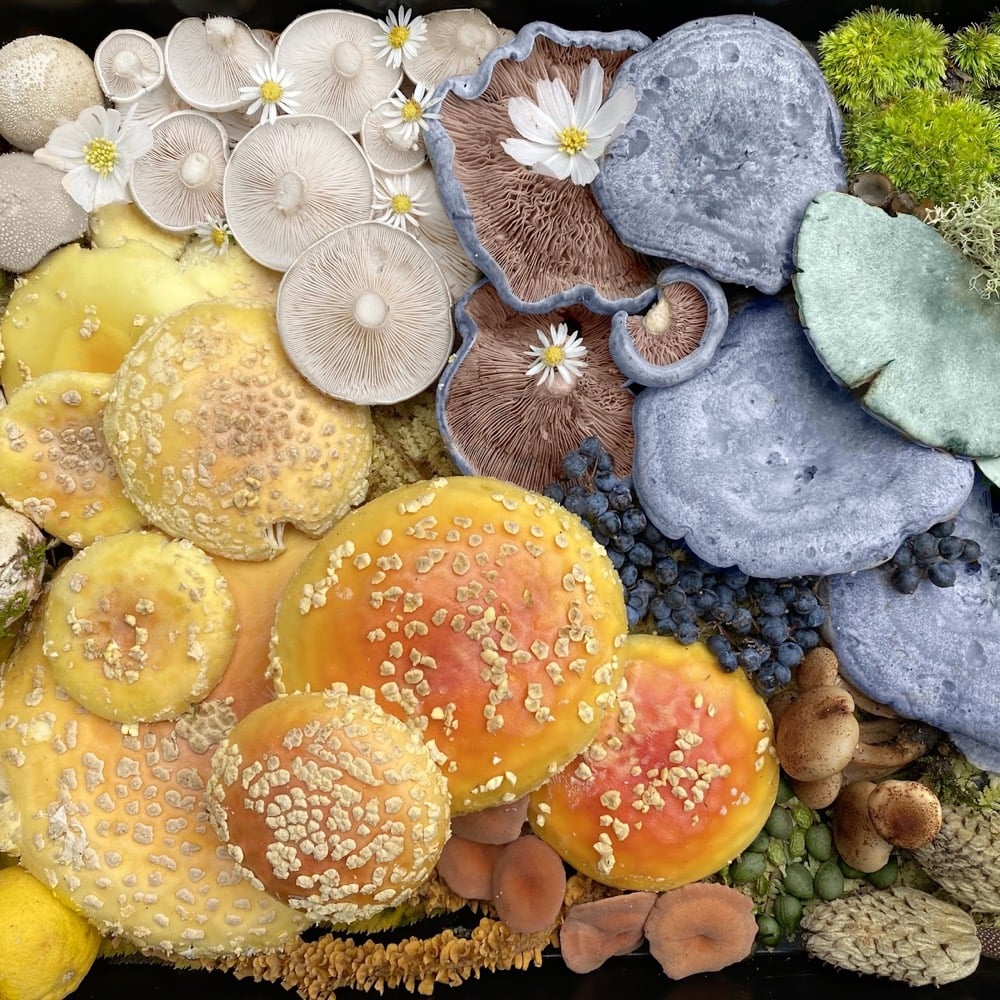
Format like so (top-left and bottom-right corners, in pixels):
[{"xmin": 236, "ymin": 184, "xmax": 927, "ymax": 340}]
[{"xmin": 926, "ymin": 181, "xmax": 1000, "ymax": 299}]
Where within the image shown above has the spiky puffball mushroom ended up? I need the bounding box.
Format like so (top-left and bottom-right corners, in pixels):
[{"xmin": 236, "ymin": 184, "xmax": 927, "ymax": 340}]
[
  {"xmin": 559, "ymin": 891, "xmax": 657, "ymax": 973},
  {"xmin": 268, "ymin": 474, "xmax": 629, "ymax": 814},
  {"xmin": 42, "ymin": 529, "xmax": 237, "ymax": 725},
  {"xmin": 206, "ymin": 687, "xmax": 450, "ymax": 923},
  {"xmin": 129, "ymin": 110, "xmax": 228, "ymax": 233},
  {"xmin": 274, "ymin": 10, "xmax": 403, "ymax": 134},
  {"xmin": 94, "ymin": 28, "xmax": 165, "ymax": 103},
  {"xmin": 437, "ymin": 280, "xmax": 634, "ymax": 492},
  {"xmin": 0, "ymin": 153, "xmax": 88, "ymax": 273},
  {"xmin": 402, "ymin": 8, "xmax": 511, "ymax": 90},
  {"xmin": 103, "ymin": 298, "xmax": 374, "ymax": 561},
  {"xmin": 491, "ymin": 833, "xmax": 567, "ymax": 933},
  {"xmin": 801, "ymin": 886, "xmax": 981, "ymax": 987},
  {"xmin": 0, "ymin": 240, "xmax": 209, "ymax": 397},
  {"xmin": 0, "ymin": 507, "xmax": 45, "ymax": 640},
  {"xmin": 528, "ymin": 634, "xmax": 779, "ymax": 890},
  {"xmin": 643, "ymin": 882, "xmax": 758, "ymax": 979},
  {"xmin": 867, "ymin": 779, "xmax": 943, "ymax": 851},
  {"xmin": 774, "ymin": 685, "xmax": 860, "ymax": 783},
  {"xmin": 164, "ymin": 16, "xmax": 270, "ymax": 113},
  {"xmin": 222, "ymin": 115, "xmax": 374, "ymax": 272},
  {"xmin": 0, "ymin": 35, "xmax": 104, "ymax": 152},
  {"xmin": 831, "ymin": 780, "xmax": 893, "ymax": 873},
  {"xmin": 0, "ymin": 370, "xmax": 145, "ymax": 548},
  {"xmin": 0, "ymin": 612, "xmax": 311, "ymax": 956},
  {"xmin": 276, "ymin": 221, "xmax": 453, "ymax": 405}
]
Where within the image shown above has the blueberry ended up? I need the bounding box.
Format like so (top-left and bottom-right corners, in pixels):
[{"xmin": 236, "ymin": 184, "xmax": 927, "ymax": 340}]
[
  {"xmin": 610, "ymin": 533, "xmax": 635, "ymax": 553},
  {"xmin": 665, "ymin": 586, "xmax": 688, "ymax": 610},
  {"xmin": 626, "ymin": 604, "xmax": 641, "ymax": 628},
  {"xmin": 890, "ymin": 545, "xmax": 915, "ymax": 568},
  {"xmin": 619, "ymin": 564, "xmax": 639, "ymax": 588},
  {"xmin": 561, "ymin": 451, "xmax": 588, "ymax": 479},
  {"xmin": 678, "ymin": 569, "xmax": 703, "ymax": 594},
  {"xmin": 721, "ymin": 568, "xmax": 751, "ymax": 589},
  {"xmin": 706, "ymin": 634, "xmax": 732, "ymax": 658},
  {"xmin": 710, "ymin": 602, "xmax": 736, "ymax": 624},
  {"xmin": 656, "ymin": 617, "xmax": 677, "ymax": 637},
  {"xmin": 608, "ymin": 488, "xmax": 633, "ymax": 512},
  {"xmin": 621, "ymin": 508, "xmax": 648, "ymax": 536},
  {"xmin": 739, "ymin": 647, "xmax": 764, "ymax": 671},
  {"xmin": 650, "ymin": 596, "xmax": 669, "ymax": 620},
  {"xmin": 929, "ymin": 519, "xmax": 956, "ymax": 538},
  {"xmin": 759, "ymin": 616, "xmax": 788, "ymax": 646},
  {"xmin": 672, "ymin": 605, "xmax": 696, "ymax": 624},
  {"xmin": 911, "ymin": 532, "xmax": 939, "ymax": 562},
  {"xmin": 715, "ymin": 584, "xmax": 736, "ymax": 606},
  {"xmin": 676, "ymin": 622, "xmax": 700, "ymax": 645},
  {"xmin": 790, "ymin": 591, "xmax": 818, "ymax": 615},
  {"xmin": 578, "ymin": 436, "xmax": 603, "ymax": 460},
  {"xmin": 793, "ymin": 628, "xmax": 820, "ymax": 650},
  {"xmin": 717, "ymin": 650, "xmax": 740, "ymax": 672},
  {"xmin": 891, "ymin": 565, "xmax": 921, "ymax": 594},
  {"xmin": 594, "ymin": 471, "xmax": 618, "ymax": 493},
  {"xmin": 596, "ymin": 511, "xmax": 621, "ymax": 536},
  {"xmin": 936, "ymin": 535, "xmax": 965, "ymax": 560},
  {"xmin": 563, "ymin": 493, "xmax": 589, "ymax": 518},
  {"xmin": 583, "ymin": 491, "xmax": 609, "ymax": 519},
  {"xmin": 960, "ymin": 539, "xmax": 982, "ymax": 562},
  {"xmin": 542, "ymin": 483, "xmax": 565, "ymax": 503},
  {"xmin": 773, "ymin": 663, "xmax": 793, "ymax": 686},
  {"xmin": 607, "ymin": 548, "xmax": 625, "ymax": 570},
  {"xmin": 758, "ymin": 593, "xmax": 786, "ymax": 617},
  {"xmin": 927, "ymin": 560, "xmax": 957, "ymax": 588},
  {"xmin": 776, "ymin": 642, "xmax": 804, "ymax": 668},
  {"xmin": 595, "ymin": 452, "xmax": 615, "ymax": 473},
  {"xmin": 692, "ymin": 589, "xmax": 719, "ymax": 612},
  {"xmin": 749, "ymin": 578, "xmax": 777, "ymax": 598},
  {"xmin": 803, "ymin": 605, "xmax": 826, "ymax": 628},
  {"xmin": 728, "ymin": 607, "xmax": 755, "ymax": 635},
  {"xmin": 654, "ymin": 557, "xmax": 679, "ymax": 585},
  {"xmin": 629, "ymin": 542, "xmax": 653, "ymax": 567}
]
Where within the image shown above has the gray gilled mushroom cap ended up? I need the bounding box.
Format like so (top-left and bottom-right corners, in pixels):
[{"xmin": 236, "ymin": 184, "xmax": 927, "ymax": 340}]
[
  {"xmin": 165, "ymin": 15, "xmax": 269, "ymax": 113},
  {"xmin": 402, "ymin": 8, "xmax": 512, "ymax": 90},
  {"xmin": 223, "ymin": 114, "xmax": 374, "ymax": 271},
  {"xmin": 277, "ymin": 221, "xmax": 453, "ymax": 405},
  {"xmin": 95, "ymin": 28, "xmax": 165, "ymax": 102},
  {"xmin": 130, "ymin": 110, "xmax": 229, "ymax": 232},
  {"xmin": 275, "ymin": 9, "xmax": 402, "ymax": 133}
]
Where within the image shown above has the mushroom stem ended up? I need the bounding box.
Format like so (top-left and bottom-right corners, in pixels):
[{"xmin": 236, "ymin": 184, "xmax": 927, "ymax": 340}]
[
  {"xmin": 205, "ymin": 16, "xmax": 237, "ymax": 50},
  {"xmin": 179, "ymin": 151, "xmax": 213, "ymax": 190},
  {"xmin": 332, "ymin": 40, "xmax": 363, "ymax": 78},
  {"xmin": 353, "ymin": 290, "xmax": 389, "ymax": 329},
  {"xmin": 274, "ymin": 171, "xmax": 307, "ymax": 214},
  {"xmin": 111, "ymin": 48, "xmax": 155, "ymax": 85},
  {"xmin": 644, "ymin": 297, "xmax": 672, "ymax": 335}
]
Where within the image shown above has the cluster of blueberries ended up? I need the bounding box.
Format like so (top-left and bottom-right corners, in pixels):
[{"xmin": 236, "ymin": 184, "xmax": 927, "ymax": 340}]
[{"xmin": 886, "ymin": 520, "xmax": 982, "ymax": 594}]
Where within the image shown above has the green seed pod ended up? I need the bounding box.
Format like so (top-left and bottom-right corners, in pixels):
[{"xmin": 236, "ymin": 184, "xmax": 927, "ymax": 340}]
[
  {"xmin": 766, "ymin": 838, "xmax": 787, "ymax": 867},
  {"xmin": 777, "ymin": 777, "xmax": 795, "ymax": 803},
  {"xmin": 730, "ymin": 852, "xmax": 767, "ymax": 885},
  {"xmin": 839, "ymin": 858, "xmax": 867, "ymax": 880},
  {"xmin": 867, "ymin": 854, "xmax": 899, "ymax": 889},
  {"xmin": 755, "ymin": 873, "xmax": 771, "ymax": 899},
  {"xmin": 790, "ymin": 801, "xmax": 815, "ymax": 829},
  {"xmin": 788, "ymin": 828, "xmax": 806, "ymax": 859},
  {"xmin": 765, "ymin": 806, "xmax": 795, "ymax": 840},
  {"xmin": 814, "ymin": 859, "xmax": 846, "ymax": 901},
  {"xmin": 774, "ymin": 893, "xmax": 804, "ymax": 932},
  {"xmin": 805, "ymin": 824, "xmax": 834, "ymax": 862},
  {"xmin": 747, "ymin": 828, "xmax": 771, "ymax": 853},
  {"xmin": 756, "ymin": 914, "xmax": 783, "ymax": 947},
  {"xmin": 783, "ymin": 862, "xmax": 815, "ymax": 901}
]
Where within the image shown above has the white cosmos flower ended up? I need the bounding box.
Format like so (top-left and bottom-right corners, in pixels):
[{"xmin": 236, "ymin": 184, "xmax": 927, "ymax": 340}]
[
  {"xmin": 33, "ymin": 104, "xmax": 154, "ymax": 212},
  {"xmin": 372, "ymin": 6, "xmax": 427, "ymax": 70},
  {"xmin": 372, "ymin": 173, "xmax": 429, "ymax": 232},
  {"xmin": 525, "ymin": 322, "xmax": 588, "ymax": 387},
  {"xmin": 239, "ymin": 60, "xmax": 300, "ymax": 125},
  {"xmin": 501, "ymin": 58, "xmax": 637, "ymax": 186},
  {"xmin": 194, "ymin": 216, "xmax": 233, "ymax": 256},
  {"xmin": 385, "ymin": 83, "xmax": 442, "ymax": 150}
]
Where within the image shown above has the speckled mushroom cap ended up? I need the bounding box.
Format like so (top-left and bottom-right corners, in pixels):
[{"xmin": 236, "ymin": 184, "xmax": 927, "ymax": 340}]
[
  {"xmin": 268, "ymin": 475, "xmax": 629, "ymax": 814},
  {"xmin": 207, "ymin": 687, "xmax": 450, "ymax": 923},
  {"xmin": 42, "ymin": 530, "xmax": 237, "ymax": 724},
  {"xmin": 103, "ymin": 298, "xmax": 374, "ymax": 561},
  {"xmin": 0, "ymin": 612, "xmax": 310, "ymax": 956},
  {"xmin": 0, "ymin": 370, "xmax": 145, "ymax": 548},
  {"xmin": 528, "ymin": 633, "xmax": 779, "ymax": 890}
]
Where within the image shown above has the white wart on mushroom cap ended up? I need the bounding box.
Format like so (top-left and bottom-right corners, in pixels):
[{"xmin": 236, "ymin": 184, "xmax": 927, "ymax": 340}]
[
  {"xmin": 95, "ymin": 28, "xmax": 165, "ymax": 103},
  {"xmin": 223, "ymin": 114, "xmax": 374, "ymax": 271},
  {"xmin": 130, "ymin": 110, "xmax": 228, "ymax": 232},
  {"xmin": 275, "ymin": 9, "xmax": 402, "ymax": 133},
  {"xmin": 402, "ymin": 8, "xmax": 511, "ymax": 90},
  {"xmin": 165, "ymin": 15, "xmax": 269, "ymax": 113},
  {"xmin": 276, "ymin": 220, "xmax": 453, "ymax": 405}
]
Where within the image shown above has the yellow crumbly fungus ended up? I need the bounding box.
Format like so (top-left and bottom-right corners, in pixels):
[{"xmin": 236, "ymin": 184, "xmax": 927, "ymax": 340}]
[
  {"xmin": 87, "ymin": 203, "xmax": 188, "ymax": 259},
  {"xmin": 176, "ymin": 239, "xmax": 283, "ymax": 303}
]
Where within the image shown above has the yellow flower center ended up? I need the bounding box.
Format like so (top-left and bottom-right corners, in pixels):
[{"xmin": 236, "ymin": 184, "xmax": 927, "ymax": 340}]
[
  {"xmin": 541, "ymin": 344, "xmax": 566, "ymax": 366},
  {"xmin": 260, "ymin": 79, "xmax": 283, "ymax": 103},
  {"xmin": 390, "ymin": 193, "xmax": 413, "ymax": 215},
  {"xmin": 82, "ymin": 137, "xmax": 118, "ymax": 176},
  {"xmin": 211, "ymin": 227, "xmax": 229, "ymax": 248},
  {"xmin": 556, "ymin": 125, "xmax": 588, "ymax": 156},
  {"xmin": 401, "ymin": 98, "xmax": 423, "ymax": 122},
  {"xmin": 388, "ymin": 25, "xmax": 410, "ymax": 49}
]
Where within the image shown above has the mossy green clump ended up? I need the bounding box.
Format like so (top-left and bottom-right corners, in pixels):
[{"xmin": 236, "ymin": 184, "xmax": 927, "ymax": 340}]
[
  {"xmin": 951, "ymin": 24, "xmax": 1000, "ymax": 90},
  {"xmin": 845, "ymin": 88, "xmax": 1000, "ymax": 204},
  {"xmin": 916, "ymin": 746, "xmax": 1000, "ymax": 812},
  {"xmin": 817, "ymin": 7, "xmax": 949, "ymax": 111},
  {"xmin": 926, "ymin": 180, "xmax": 1000, "ymax": 298}
]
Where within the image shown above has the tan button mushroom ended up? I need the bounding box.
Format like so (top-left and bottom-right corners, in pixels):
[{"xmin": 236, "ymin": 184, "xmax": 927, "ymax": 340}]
[
  {"xmin": 0, "ymin": 370, "xmax": 145, "ymax": 547},
  {"xmin": 129, "ymin": 110, "xmax": 229, "ymax": 232},
  {"xmin": 867, "ymin": 779, "xmax": 943, "ymax": 851},
  {"xmin": 42, "ymin": 529, "xmax": 237, "ymax": 725},
  {"xmin": 275, "ymin": 10, "xmax": 402, "ymax": 133},
  {"xmin": 795, "ymin": 645, "xmax": 842, "ymax": 690},
  {"xmin": 832, "ymin": 779, "xmax": 893, "ymax": 873},
  {"xmin": 0, "ymin": 35, "xmax": 104, "ymax": 151},
  {"xmin": 206, "ymin": 688, "xmax": 450, "ymax": 924},
  {"xmin": 276, "ymin": 221, "xmax": 453, "ymax": 405},
  {"xmin": 103, "ymin": 298, "xmax": 374, "ymax": 560},
  {"xmin": 401, "ymin": 8, "xmax": 511, "ymax": 90},
  {"xmin": 791, "ymin": 770, "xmax": 844, "ymax": 811},
  {"xmin": 0, "ymin": 152, "xmax": 88, "ymax": 272},
  {"xmin": 222, "ymin": 115, "xmax": 374, "ymax": 272},
  {"xmin": 774, "ymin": 684, "xmax": 860, "ymax": 783},
  {"xmin": 94, "ymin": 28, "xmax": 165, "ymax": 103},
  {"xmin": 164, "ymin": 16, "xmax": 270, "ymax": 113}
]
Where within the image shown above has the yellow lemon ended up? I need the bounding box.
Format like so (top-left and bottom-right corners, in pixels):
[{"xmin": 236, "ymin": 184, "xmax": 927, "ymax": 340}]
[{"xmin": 0, "ymin": 866, "xmax": 101, "ymax": 1000}]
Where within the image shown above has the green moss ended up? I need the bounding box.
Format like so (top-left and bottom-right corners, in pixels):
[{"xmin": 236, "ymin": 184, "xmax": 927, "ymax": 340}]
[
  {"xmin": 817, "ymin": 7, "xmax": 949, "ymax": 112},
  {"xmin": 917, "ymin": 746, "xmax": 1000, "ymax": 811},
  {"xmin": 926, "ymin": 180, "xmax": 1000, "ymax": 298},
  {"xmin": 951, "ymin": 25, "xmax": 1000, "ymax": 89},
  {"xmin": 845, "ymin": 88, "xmax": 1000, "ymax": 203}
]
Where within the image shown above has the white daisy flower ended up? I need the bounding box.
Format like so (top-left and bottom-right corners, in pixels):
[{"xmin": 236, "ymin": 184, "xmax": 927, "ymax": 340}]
[
  {"xmin": 239, "ymin": 59, "xmax": 300, "ymax": 125},
  {"xmin": 33, "ymin": 104, "xmax": 154, "ymax": 212},
  {"xmin": 194, "ymin": 216, "xmax": 233, "ymax": 256},
  {"xmin": 525, "ymin": 322, "xmax": 588, "ymax": 387},
  {"xmin": 385, "ymin": 83, "xmax": 442, "ymax": 150},
  {"xmin": 372, "ymin": 6, "xmax": 427, "ymax": 70},
  {"xmin": 372, "ymin": 173, "xmax": 429, "ymax": 232},
  {"xmin": 501, "ymin": 58, "xmax": 637, "ymax": 186}
]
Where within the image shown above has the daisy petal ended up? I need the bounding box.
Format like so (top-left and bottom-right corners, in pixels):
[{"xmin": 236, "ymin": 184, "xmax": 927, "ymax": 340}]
[
  {"xmin": 568, "ymin": 153, "xmax": 600, "ymax": 186},
  {"xmin": 574, "ymin": 59, "xmax": 605, "ymax": 126},
  {"xmin": 534, "ymin": 77, "xmax": 576, "ymax": 128},
  {"xmin": 61, "ymin": 167, "xmax": 100, "ymax": 212},
  {"xmin": 506, "ymin": 96, "xmax": 557, "ymax": 143},
  {"xmin": 587, "ymin": 85, "xmax": 638, "ymax": 142},
  {"xmin": 500, "ymin": 137, "xmax": 551, "ymax": 168}
]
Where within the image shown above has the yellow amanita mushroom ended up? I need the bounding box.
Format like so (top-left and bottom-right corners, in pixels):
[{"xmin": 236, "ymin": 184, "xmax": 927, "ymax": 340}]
[
  {"xmin": 268, "ymin": 475, "xmax": 629, "ymax": 813},
  {"xmin": 103, "ymin": 298, "xmax": 374, "ymax": 561},
  {"xmin": 528, "ymin": 633, "xmax": 779, "ymax": 890},
  {"xmin": 42, "ymin": 529, "xmax": 237, "ymax": 724},
  {"xmin": 0, "ymin": 370, "xmax": 145, "ymax": 548}
]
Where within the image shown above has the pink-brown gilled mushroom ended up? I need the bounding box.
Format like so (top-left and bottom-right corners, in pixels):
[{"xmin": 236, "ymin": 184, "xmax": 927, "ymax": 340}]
[
  {"xmin": 94, "ymin": 28, "xmax": 165, "ymax": 103},
  {"xmin": 491, "ymin": 834, "xmax": 567, "ymax": 933},
  {"xmin": 559, "ymin": 891, "xmax": 657, "ymax": 973},
  {"xmin": 435, "ymin": 836, "xmax": 504, "ymax": 901},
  {"xmin": 450, "ymin": 795, "xmax": 529, "ymax": 845}
]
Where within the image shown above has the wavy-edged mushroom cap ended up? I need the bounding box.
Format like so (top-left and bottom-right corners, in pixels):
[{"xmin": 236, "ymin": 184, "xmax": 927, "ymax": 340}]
[
  {"xmin": 0, "ymin": 612, "xmax": 310, "ymax": 956},
  {"xmin": 223, "ymin": 115, "xmax": 374, "ymax": 272},
  {"xmin": 560, "ymin": 891, "xmax": 657, "ymax": 973},
  {"xmin": 403, "ymin": 8, "xmax": 510, "ymax": 90},
  {"xmin": 207, "ymin": 687, "xmax": 450, "ymax": 923},
  {"xmin": 528, "ymin": 633, "xmax": 779, "ymax": 890},
  {"xmin": 277, "ymin": 221, "xmax": 453, "ymax": 405},
  {"xmin": 130, "ymin": 110, "xmax": 228, "ymax": 232},
  {"xmin": 268, "ymin": 475, "xmax": 629, "ymax": 813},
  {"xmin": 0, "ymin": 370, "xmax": 145, "ymax": 548},
  {"xmin": 42, "ymin": 529, "xmax": 237, "ymax": 724},
  {"xmin": 95, "ymin": 28, "xmax": 165, "ymax": 102},
  {"xmin": 275, "ymin": 9, "xmax": 402, "ymax": 133},
  {"xmin": 164, "ymin": 16, "xmax": 269, "ymax": 113}
]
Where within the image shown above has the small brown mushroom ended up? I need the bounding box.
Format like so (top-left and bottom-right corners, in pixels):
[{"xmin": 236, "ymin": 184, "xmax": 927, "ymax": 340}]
[
  {"xmin": 450, "ymin": 795, "xmax": 529, "ymax": 845},
  {"xmin": 491, "ymin": 834, "xmax": 567, "ymax": 934},
  {"xmin": 843, "ymin": 718, "xmax": 939, "ymax": 784},
  {"xmin": 796, "ymin": 646, "xmax": 841, "ymax": 690},
  {"xmin": 436, "ymin": 835, "xmax": 504, "ymax": 900},
  {"xmin": 791, "ymin": 770, "xmax": 844, "ymax": 811},
  {"xmin": 775, "ymin": 684, "xmax": 859, "ymax": 782},
  {"xmin": 559, "ymin": 892, "xmax": 657, "ymax": 974},
  {"xmin": 867, "ymin": 780, "xmax": 943, "ymax": 851},
  {"xmin": 831, "ymin": 780, "xmax": 892, "ymax": 874}
]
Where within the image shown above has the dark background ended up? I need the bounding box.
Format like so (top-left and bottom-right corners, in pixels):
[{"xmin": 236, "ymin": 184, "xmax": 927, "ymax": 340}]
[{"xmin": 3, "ymin": 0, "xmax": 999, "ymax": 997}]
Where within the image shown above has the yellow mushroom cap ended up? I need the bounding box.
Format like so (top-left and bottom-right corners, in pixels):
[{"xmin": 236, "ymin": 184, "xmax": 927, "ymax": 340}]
[
  {"xmin": 42, "ymin": 529, "xmax": 237, "ymax": 724},
  {"xmin": 268, "ymin": 475, "xmax": 629, "ymax": 813},
  {"xmin": 528, "ymin": 634, "xmax": 779, "ymax": 890},
  {"xmin": 0, "ymin": 370, "xmax": 145, "ymax": 547},
  {"xmin": 207, "ymin": 687, "xmax": 450, "ymax": 924},
  {"xmin": 103, "ymin": 298, "xmax": 374, "ymax": 560}
]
